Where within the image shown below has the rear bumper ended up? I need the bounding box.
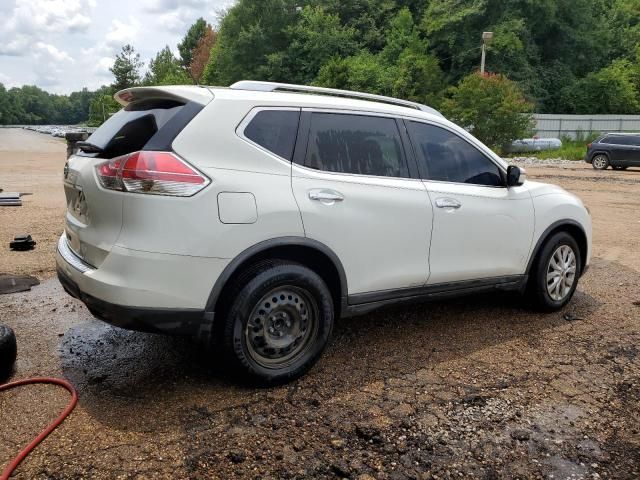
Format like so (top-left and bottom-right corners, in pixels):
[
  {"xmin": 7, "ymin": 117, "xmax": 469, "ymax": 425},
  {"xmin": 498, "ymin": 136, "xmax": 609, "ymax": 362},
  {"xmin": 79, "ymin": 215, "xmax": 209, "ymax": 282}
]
[
  {"xmin": 56, "ymin": 235, "xmax": 226, "ymax": 337},
  {"xmin": 57, "ymin": 266, "xmax": 209, "ymax": 336}
]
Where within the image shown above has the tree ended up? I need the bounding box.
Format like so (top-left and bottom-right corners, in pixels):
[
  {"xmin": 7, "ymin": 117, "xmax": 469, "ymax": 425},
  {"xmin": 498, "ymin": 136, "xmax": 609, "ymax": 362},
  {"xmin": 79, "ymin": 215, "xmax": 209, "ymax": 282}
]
[
  {"xmin": 110, "ymin": 44, "xmax": 144, "ymax": 91},
  {"xmin": 202, "ymin": 0, "xmax": 301, "ymax": 85},
  {"xmin": 558, "ymin": 58, "xmax": 640, "ymax": 114},
  {"xmin": 88, "ymin": 86, "xmax": 120, "ymax": 126},
  {"xmin": 265, "ymin": 6, "xmax": 360, "ymax": 84},
  {"xmin": 317, "ymin": 8, "xmax": 444, "ymax": 107},
  {"xmin": 178, "ymin": 18, "xmax": 209, "ymax": 69},
  {"xmin": 441, "ymin": 72, "xmax": 534, "ymax": 149},
  {"xmin": 317, "ymin": 51, "xmax": 394, "ymax": 94},
  {"xmin": 144, "ymin": 46, "xmax": 190, "ymax": 86},
  {"xmin": 189, "ymin": 26, "xmax": 217, "ymax": 84}
]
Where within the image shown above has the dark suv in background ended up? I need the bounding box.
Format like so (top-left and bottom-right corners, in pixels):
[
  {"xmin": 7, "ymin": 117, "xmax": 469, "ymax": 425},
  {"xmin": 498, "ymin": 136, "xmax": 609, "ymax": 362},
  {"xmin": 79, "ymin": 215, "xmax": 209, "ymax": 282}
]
[{"xmin": 586, "ymin": 133, "xmax": 640, "ymax": 170}]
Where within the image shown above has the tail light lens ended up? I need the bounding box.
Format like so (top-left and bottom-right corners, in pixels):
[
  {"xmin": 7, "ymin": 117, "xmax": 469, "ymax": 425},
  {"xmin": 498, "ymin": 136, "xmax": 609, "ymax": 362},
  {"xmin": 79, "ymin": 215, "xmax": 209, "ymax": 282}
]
[{"xmin": 95, "ymin": 151, "xmax": 209, "ymax": 196}]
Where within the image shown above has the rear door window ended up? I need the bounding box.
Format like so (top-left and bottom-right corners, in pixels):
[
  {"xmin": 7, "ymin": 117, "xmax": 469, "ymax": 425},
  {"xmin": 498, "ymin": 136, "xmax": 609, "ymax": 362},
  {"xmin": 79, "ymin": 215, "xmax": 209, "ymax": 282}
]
[
  {"xmin": 82, "ymin": 99, "xmax": 198, "ymax": 159},
  {"xmin": 407, "ymin": 121, "xmax": 503, "ymax": 187},
  {"xmin": 602, "ymin": 136, "xmax": 632, "ymax": 145},
  {"xmin": 305, "ymin": 113, "xmax": 409, "ymax": 178},
  {"xmin": 243, "ymin": 109, "xmax": 300, "ymax": 160}
]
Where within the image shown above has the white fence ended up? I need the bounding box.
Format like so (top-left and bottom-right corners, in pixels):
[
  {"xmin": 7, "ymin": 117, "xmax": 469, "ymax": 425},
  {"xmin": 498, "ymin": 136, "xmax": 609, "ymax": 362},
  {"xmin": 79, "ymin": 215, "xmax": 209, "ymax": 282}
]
[{"xmin": 533, "ymin": 114, "xmax": 640, "ymax": 139}]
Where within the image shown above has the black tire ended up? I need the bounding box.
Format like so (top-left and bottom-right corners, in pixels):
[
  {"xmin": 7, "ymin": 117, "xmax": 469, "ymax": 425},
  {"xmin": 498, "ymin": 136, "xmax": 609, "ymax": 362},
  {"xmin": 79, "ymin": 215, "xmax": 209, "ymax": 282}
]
[
  {"xmin": 591, "ymin": 154, "xmax": 609, "ymax": 170},
  {"xmin": 221, "ymin": 260, "xmax": 334, "ymax": 384},
  {"xmin": 0, "ymin": 324, "xmax": 17, "ymax": 380},
  {"xmin": 527, "ymin": 232, "xmax": 582, "ymax": 312}
]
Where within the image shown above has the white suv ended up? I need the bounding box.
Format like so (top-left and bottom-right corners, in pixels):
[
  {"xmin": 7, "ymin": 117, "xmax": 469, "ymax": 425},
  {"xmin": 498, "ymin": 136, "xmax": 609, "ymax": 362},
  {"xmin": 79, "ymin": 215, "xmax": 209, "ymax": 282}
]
[{"xmin": 57, "ymin": 81, "xmax": 592, "ymax": 383}]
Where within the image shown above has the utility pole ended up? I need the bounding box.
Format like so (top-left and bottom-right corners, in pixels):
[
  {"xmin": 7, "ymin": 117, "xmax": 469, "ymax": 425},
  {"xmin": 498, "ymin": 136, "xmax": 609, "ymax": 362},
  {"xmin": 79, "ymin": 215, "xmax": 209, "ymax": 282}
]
[{"xmin": 480, "ymin": 31, "xmax": 494, "ymax": 75}]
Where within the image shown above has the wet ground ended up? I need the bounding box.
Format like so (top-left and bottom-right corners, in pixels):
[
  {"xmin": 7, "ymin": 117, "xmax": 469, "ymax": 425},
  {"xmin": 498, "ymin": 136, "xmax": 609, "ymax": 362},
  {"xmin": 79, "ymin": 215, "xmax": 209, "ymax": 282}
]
[{"xmin": 1, "ymin": 156, "xmax": 639, "ymax": 479}]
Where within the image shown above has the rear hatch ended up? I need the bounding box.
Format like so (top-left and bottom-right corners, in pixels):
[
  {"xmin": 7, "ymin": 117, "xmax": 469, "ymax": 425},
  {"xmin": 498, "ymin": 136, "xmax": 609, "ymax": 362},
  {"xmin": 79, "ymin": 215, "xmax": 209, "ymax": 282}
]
[{"xmin": 63, "ymin": 87, "xmax": 213, "ymax": 267}]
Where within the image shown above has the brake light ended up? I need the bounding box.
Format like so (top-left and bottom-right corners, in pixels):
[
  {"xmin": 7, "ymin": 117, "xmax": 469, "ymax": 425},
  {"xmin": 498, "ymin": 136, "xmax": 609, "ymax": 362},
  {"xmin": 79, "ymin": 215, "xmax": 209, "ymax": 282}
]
[{"xmin": 95, "ymin": 151, "xmax": 209, "ymax": 196}]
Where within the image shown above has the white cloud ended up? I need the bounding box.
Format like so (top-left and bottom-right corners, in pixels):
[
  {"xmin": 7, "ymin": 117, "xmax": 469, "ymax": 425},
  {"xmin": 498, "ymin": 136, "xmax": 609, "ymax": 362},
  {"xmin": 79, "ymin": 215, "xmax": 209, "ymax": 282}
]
[
  {"xmin": 0, "ymin": 0, "xmax": 235, "ymax": 94},
  {"xmin": 0, "ymin": 38, "xmax": 29, "ymax": 56},
  {"xmin": 105, "ymin": 18, "xmax": 141, "ymax": 50},
  {"xmin": 5, "ymin": 0, "xmax": 93, "ymax": 36},
  {"xmin": 0, "ymin": 73, "xmax": 17, "ymax": 88},
  {"xmin": 34, "ymin": 42, "xmax": 75, "ymax": 64}
]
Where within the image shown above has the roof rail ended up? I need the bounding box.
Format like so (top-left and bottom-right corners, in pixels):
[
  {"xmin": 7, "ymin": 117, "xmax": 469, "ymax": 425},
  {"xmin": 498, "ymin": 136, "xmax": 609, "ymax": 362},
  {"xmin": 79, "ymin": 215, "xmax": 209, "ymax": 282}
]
[{"xmin": 229, "ymin": 80, "xmax": 443, "ymax": 117}]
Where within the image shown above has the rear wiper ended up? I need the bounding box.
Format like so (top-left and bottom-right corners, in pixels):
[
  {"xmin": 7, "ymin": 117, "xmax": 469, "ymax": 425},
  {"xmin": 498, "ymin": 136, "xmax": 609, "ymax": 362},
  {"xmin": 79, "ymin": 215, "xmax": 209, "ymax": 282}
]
[{"xmin": 76, "ymin": 141, "xmax": 103, "ymax": 153}]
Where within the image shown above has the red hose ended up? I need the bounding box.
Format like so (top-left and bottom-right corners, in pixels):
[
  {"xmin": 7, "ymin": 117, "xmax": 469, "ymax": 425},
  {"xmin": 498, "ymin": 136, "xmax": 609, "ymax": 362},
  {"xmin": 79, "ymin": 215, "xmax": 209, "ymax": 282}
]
[{"xmin": 0, "ymin": 378, "xmax": 78, "ymax": 480}]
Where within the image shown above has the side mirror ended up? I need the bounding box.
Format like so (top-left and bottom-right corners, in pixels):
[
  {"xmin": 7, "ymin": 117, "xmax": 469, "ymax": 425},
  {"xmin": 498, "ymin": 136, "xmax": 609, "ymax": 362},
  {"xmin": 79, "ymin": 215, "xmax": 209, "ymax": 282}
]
[{"xmin": 507, "ymin": 165, "xmax": 526, "ymax": 187}]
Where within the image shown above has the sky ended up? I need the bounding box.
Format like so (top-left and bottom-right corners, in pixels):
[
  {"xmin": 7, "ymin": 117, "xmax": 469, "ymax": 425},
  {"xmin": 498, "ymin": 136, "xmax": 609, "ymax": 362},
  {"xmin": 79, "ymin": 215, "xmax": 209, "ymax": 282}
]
[{"xmin": 0, "ymin": 0, "xmax": 235, "ymax": 94}]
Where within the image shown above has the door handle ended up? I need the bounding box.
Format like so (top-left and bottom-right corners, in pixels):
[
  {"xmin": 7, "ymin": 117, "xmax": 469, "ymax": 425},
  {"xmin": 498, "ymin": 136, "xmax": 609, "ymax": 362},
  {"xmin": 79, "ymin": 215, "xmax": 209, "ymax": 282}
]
[
  {"xmin": 435, "ymin": 197, "xmax": 462, "ymax": 209},
  {"xmin": 308, "ymin": 189, "xmax": 344, "ymax": 203}
]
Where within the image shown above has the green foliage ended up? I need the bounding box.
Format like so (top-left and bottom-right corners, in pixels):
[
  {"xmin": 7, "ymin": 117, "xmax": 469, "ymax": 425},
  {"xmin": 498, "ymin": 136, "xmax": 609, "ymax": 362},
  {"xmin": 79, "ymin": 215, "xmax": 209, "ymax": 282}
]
[
  {"xmin": 0, "ymin": 83, "xmax": 96, "ymax": 125},
  {"xmin": 202, "ymin": 0, "xmax": 302, "ymax": 85},
  {"xmin": 317, "ymin": 8, "xmax": 445, "ymax": 106},
  {"xmin": 317, "ymin": 51, "xmax": 394, "ymax": 93},
  {"xmin": 144, "ymin": 46, "xmax": 191, "ymax": 86},
  {"xmin": 441, "ymin": 73, "xmax": 534, "ymax": 150},
  {"xmin": 178, "ymin": 18, "xmax": 209, "ymax": 69},
  {"xmin": 110, "ymin": 44, "xmax": 144, "ymax": 91},
  {"xmin": 87, "ymin": 86, "xmax": 120, "ymax": 127},
  {"xmin": 559, "ymin": 57, "xmax": 640, "ymax": 114},
  {"xmin": 263, "ymin": 6, "xmax": 360, "ymax": 84}
]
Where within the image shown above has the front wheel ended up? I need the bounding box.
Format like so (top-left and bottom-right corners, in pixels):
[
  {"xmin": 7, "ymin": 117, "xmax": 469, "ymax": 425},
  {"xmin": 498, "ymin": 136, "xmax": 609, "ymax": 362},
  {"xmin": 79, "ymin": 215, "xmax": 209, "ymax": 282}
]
[
  {"xmin": 592, "ymin": 154, "xmax": 609, "ymax": 170},
  {"xmin": 221, "ymin": 261, "xmax": 334, "ymax": 384},
  {"xmin": 527, "ymin": 232, "xmax": 581, "ymax": 312}
]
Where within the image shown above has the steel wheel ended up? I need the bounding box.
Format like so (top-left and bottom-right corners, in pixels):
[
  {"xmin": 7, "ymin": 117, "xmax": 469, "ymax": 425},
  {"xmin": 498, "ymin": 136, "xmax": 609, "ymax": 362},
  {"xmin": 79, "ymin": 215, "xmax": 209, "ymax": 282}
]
[
  {"xmin": 245, "ymin": 286, "xmax": 319, "ymax": 369},
  {"xmin": 592, "ymin": 155, "xmax": 608, "ymax": 170},
  {"xmin": 546, "ymin": 245, "xmax": 577, "ymax": 301}
]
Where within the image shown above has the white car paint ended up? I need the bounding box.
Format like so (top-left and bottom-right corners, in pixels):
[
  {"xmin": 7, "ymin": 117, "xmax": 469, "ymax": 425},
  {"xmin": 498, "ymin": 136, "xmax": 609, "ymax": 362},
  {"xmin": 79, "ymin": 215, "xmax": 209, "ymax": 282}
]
[{"xmin": 56, "ymin": 84, "xmax": 592, "ymax": 317}]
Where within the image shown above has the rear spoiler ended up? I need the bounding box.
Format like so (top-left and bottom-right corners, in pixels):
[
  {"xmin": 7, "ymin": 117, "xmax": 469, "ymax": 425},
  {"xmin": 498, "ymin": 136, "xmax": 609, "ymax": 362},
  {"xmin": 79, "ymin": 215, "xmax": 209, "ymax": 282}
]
[{"xmin": 114, "ymin": 86, "xmax": 214, "ymax": 107}]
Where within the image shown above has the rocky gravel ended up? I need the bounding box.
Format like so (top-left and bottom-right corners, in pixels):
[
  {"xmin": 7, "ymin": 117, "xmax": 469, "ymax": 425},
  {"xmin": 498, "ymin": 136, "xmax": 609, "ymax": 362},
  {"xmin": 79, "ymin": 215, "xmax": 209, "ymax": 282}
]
[
  {"xmin": 504, "ymin": 157, "xmax": 581, "ymax": 166},
  {"xmin": 1, "ymin": 151, "xmax": 639, "ymax": 479}
]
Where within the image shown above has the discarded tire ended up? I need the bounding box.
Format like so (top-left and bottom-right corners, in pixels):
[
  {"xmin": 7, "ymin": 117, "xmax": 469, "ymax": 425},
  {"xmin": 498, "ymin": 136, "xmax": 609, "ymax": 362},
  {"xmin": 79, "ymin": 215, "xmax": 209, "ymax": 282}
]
[{"xmin": 0, "ymin": 323, "xmax": 17, "ymax": 380}]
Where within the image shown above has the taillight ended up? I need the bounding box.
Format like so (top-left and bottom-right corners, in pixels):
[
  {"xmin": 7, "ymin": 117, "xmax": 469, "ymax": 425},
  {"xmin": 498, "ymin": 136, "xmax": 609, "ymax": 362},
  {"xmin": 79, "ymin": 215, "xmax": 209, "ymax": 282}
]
[{"xmin": 95, "ymin": 151, "xmax": 209, "ymax": 196}]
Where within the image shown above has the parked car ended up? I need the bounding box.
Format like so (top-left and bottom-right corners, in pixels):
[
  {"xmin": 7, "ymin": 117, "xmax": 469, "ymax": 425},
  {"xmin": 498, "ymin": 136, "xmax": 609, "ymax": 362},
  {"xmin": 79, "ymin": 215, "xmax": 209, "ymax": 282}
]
[
  {"xmin": 56, "ymin": 82, "xmax": 592, "ymax": 383},
  {"xmin": 507, "ymin": 137, "xmax": 562, "ymax": 154},
  {"xmin": 585, "ymin": 133, "xmax": 640, "ymax": 170}
]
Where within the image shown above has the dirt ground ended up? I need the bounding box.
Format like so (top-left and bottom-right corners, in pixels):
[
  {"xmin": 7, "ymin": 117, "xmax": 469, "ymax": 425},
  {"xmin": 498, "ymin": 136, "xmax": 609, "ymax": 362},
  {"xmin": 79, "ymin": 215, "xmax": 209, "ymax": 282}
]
[
  {"xmin": 0, "ymin": 129, "xmax": 639, "ymax": 479},
  {"xmin": 0, "ymin": 128, "xmax": 67, "ymax": 279}
]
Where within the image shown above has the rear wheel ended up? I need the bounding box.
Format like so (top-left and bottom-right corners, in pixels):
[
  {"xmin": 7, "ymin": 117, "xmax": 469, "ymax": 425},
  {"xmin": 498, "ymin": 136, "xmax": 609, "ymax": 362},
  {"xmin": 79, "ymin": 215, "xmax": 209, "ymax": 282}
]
[
  {"xmin": 527, "ymin": 232, "xmax": 581, "ymax": 312},
  {"xmin": 221, "ymin": 261, "xmax": 334, "ymax": 384},
  {"xmin": 592, "ymin": 154, "xmax": 609, "ymax": 170}
]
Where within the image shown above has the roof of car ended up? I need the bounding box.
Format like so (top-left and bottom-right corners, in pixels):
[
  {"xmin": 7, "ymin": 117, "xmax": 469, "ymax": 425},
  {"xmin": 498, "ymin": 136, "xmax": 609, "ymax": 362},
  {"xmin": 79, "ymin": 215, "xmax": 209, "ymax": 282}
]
[{"xmin": 115, "ymin": 82, "xmax": 445, "ymax": 123}]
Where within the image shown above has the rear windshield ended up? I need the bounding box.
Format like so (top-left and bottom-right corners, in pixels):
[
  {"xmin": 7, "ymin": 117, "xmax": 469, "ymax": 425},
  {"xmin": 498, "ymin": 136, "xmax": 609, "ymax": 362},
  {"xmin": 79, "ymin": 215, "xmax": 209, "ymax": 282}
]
[{"xmin": 84, "ymin": 99, "xmax": 187, "ymax": 158}]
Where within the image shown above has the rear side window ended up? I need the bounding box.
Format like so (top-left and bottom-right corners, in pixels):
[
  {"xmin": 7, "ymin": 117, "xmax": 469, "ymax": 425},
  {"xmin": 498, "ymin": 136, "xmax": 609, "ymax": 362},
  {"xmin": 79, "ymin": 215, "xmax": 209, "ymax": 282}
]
[
  {"xmin": 305, "ymin": 113, "xmax": 408, "ymax": 178},
  {"xmin": 601, "ymin": 135, "xmax": 638, "ymax": 145},
  {"xmin": 607, "ymin": 135, "xmax": 640, "ymax": 146},
  {"xmin": 83, "ymin": 99, "xmax": 200, "ymax": 159},
  {"xmin": 407, "ymin": 121, "xmax": 503, "ymax": 187},
  {"xmin": 244, "ymin": 109, "xmax": 300, "ymax": 160}
]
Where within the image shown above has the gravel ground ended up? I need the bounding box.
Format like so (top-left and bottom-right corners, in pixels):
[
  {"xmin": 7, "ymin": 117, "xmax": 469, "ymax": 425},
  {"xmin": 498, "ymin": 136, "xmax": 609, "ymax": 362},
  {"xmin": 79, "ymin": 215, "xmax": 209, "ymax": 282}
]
[
  {"xmin": 0, "ymin": 130, "xmax": 639, "ymax": 479},
  {"xmin": 0, "ymin": 128, "xmax": 66, "ymax": 279}
]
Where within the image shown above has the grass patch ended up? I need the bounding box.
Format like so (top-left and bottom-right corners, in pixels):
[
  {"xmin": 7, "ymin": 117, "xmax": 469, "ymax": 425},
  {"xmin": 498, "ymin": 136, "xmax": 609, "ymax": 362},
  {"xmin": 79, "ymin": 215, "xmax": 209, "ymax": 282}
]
[
  {"xmin": 526, "ymin": 141, "xmax": 589, "ymax": 161},
  {"xmin": 505, "ymin": 133, "xmax": 600, "ymax": 161}
]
